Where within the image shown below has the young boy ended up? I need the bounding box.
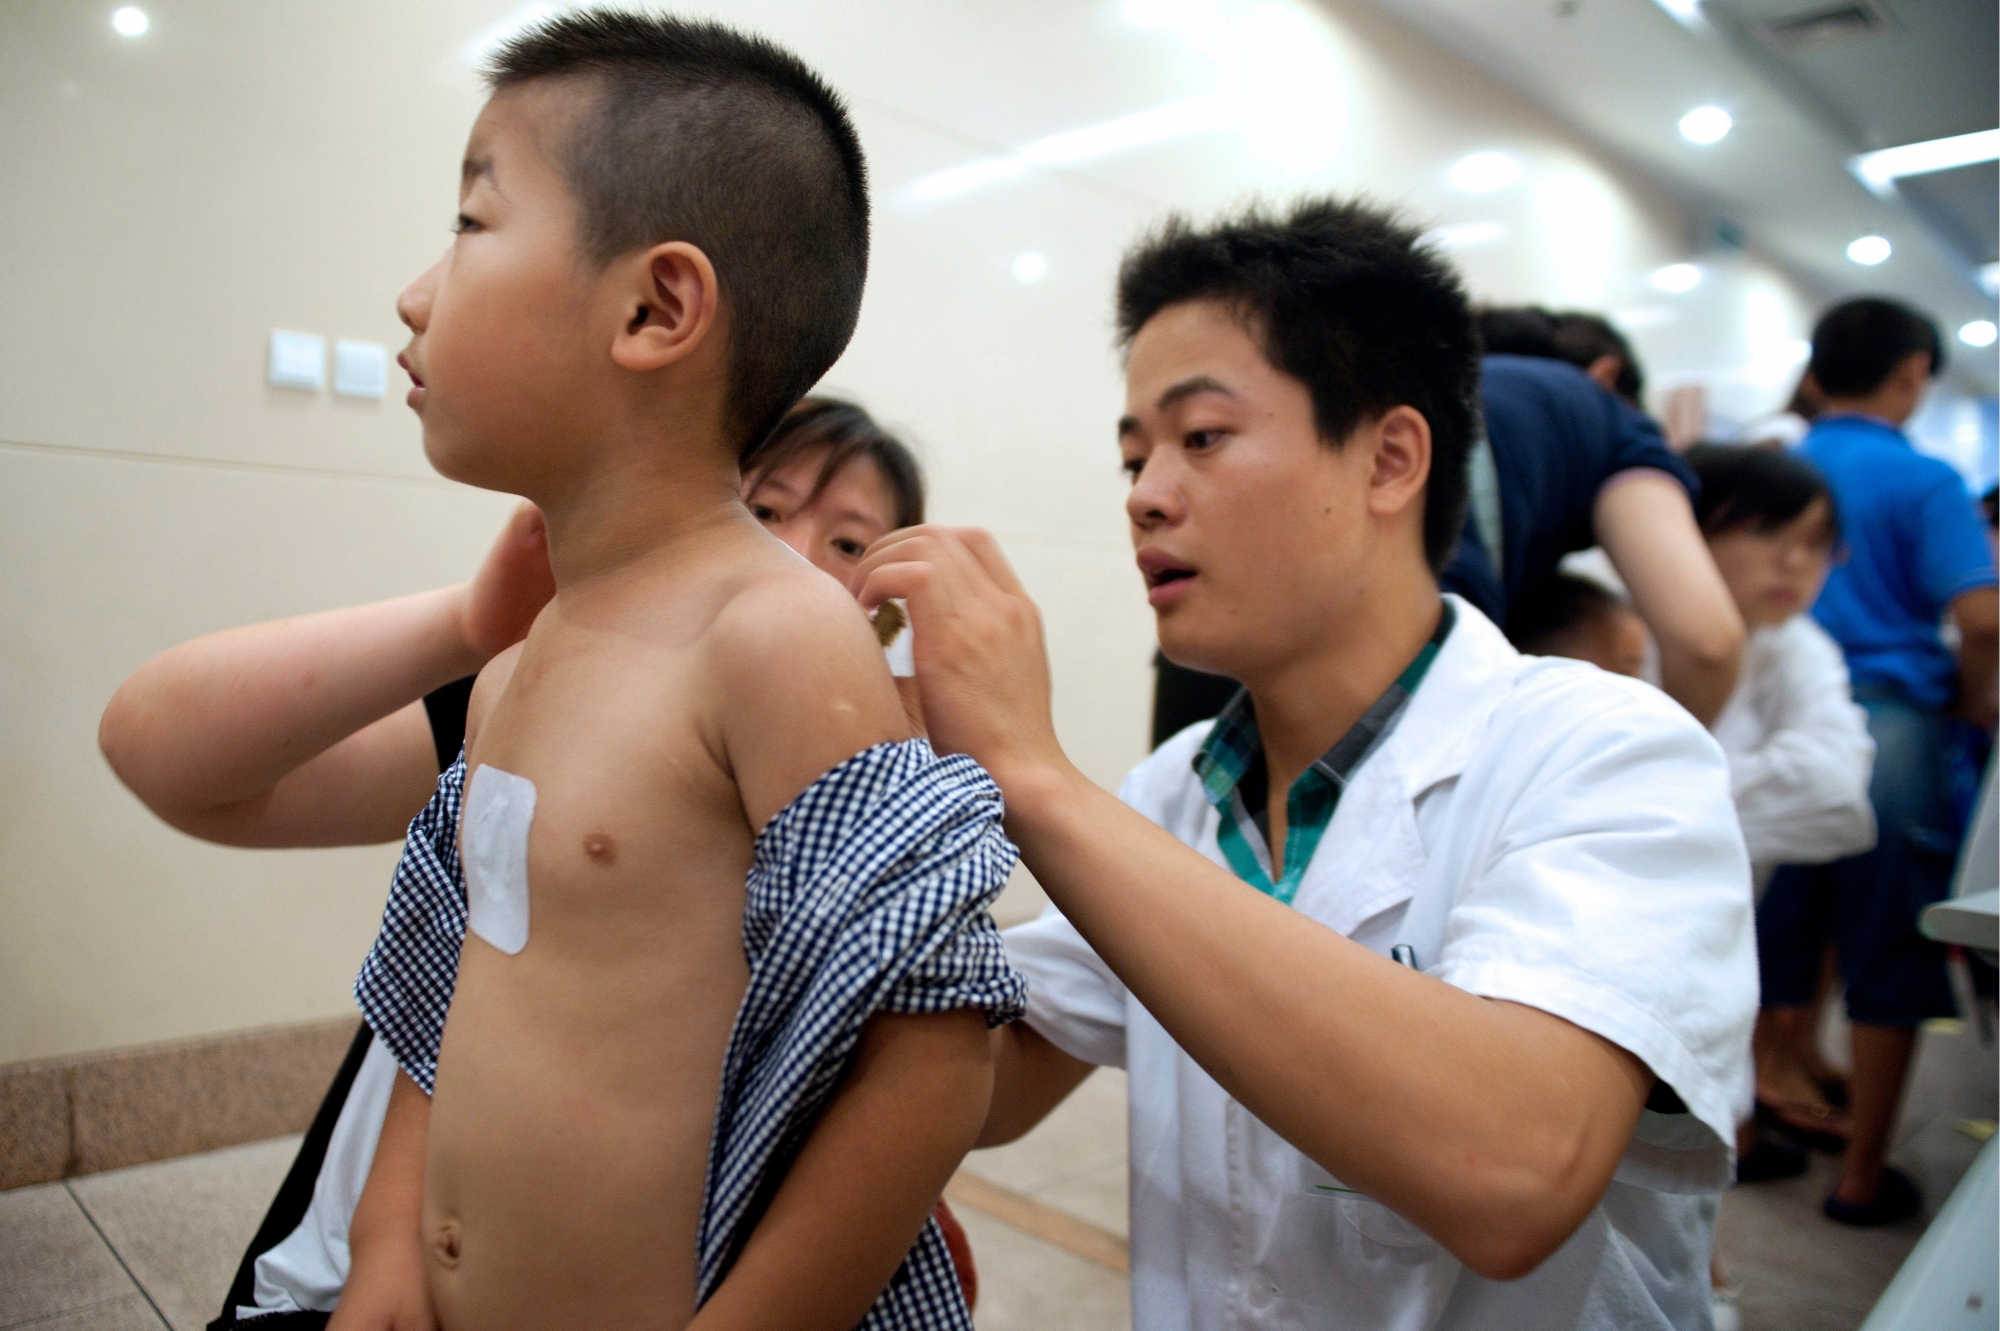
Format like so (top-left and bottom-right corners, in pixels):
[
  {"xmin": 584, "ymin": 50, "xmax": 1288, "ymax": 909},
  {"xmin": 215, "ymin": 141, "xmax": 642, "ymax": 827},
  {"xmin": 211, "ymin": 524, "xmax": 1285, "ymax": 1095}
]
[
  {"xmin": 859, "ymin": 199, "xmax": 1755, "ymax": 1329},
  {"xmin": 334, "ymin": 14, "xmax": 1020, "ymax": 1330},
  {"xmin": 1505, "ymin": 571, "xmax": 1650, "ymax": 678}
]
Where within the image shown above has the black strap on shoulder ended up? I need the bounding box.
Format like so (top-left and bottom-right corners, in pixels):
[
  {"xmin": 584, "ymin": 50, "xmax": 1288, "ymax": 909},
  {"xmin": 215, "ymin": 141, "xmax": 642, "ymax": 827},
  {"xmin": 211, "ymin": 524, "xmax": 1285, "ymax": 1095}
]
[
  {"xmin": 422, "ymin": 676, "xmax": 476, "ymax": 773},
  {"xmin": 208, "ymin": 1022, "xmax": 374, "ymax": 1329}
]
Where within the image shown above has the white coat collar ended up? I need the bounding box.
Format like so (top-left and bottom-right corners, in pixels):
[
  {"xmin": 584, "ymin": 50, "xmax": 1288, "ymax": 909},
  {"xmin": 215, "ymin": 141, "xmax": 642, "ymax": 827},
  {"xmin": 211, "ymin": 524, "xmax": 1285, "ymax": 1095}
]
[{"xmin": 1373, "ymin": 594, "xmax": 1524, "ymax": 802}]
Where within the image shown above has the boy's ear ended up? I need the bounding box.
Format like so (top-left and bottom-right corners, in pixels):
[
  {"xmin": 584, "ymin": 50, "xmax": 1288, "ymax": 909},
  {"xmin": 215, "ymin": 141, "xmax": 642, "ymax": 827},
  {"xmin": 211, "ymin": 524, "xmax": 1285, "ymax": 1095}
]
[
  {"xmin": 1365, "ymin": 404, "xmax": 1432, "ymax": 520},
  {"xmin": 610, "ymin": 241, "xmax": 719, "ymax": 373}
]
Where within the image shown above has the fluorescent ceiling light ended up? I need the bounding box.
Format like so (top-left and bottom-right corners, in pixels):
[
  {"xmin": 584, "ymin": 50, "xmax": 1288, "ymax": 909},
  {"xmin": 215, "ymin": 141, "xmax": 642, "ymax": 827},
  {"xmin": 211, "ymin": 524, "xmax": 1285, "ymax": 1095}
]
[
  {"xmin": 1425, "ymin": 220, "xmax": 1505, "ymax": 249},
  {"xmin": 907, "ymin": 94, "xmax": 1229, "ymax": 202},
  {"xmin": 1981, "ymin": 263, "xmax": 2000, "ymax": 297},
  {"xmin": 1851, "ymin": 128, "xmax": 2000, "ymax": 195},
  {"xmin": 1679, "ymin": 107, "xmax": 1731, "ymax": 145},
  {"xmin": 1846, "ymin": 235, "xmax": 1891, "ymax": 266},
  {"xmin": 1650, "ymin": 0, "xmax": 1706, "ymax": 28},
  {"xmin": 1649, "ymin": 263, "xmax": 1702, "ymax": 294},
  {"xmin": 111, "ymin": 6, "xmax": 148, "ymax": 36},
  {"xmin": 1447, "ymin": 152, "xmax": 1522, "ymax": 194},
  {"xmin": 1960, "ymin": 320, "xmax": 1998, "ymax": 348},
  {"xmin": 1011, "ymin": 253, "xmax": 1048, "ymax": 284}
]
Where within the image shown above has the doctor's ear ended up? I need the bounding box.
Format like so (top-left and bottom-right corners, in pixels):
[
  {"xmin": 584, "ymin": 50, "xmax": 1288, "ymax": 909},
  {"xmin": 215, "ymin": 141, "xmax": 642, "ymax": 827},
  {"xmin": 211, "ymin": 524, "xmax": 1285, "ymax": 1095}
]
[
  {"xmin": 610, "ymin": 241, "xmax": 719, "ymax": 373},
  {"xmin": 1365, "ymin": 405, "xmax": 1432, "ymax": 519}
]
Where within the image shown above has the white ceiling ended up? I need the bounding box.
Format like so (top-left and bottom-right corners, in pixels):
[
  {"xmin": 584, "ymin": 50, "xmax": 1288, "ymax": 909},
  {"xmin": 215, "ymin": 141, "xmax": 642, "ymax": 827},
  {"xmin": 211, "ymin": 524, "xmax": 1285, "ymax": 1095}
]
[{"xmin": 1360, "ymin": 0, "xmax": 1999, "ymax": 393}]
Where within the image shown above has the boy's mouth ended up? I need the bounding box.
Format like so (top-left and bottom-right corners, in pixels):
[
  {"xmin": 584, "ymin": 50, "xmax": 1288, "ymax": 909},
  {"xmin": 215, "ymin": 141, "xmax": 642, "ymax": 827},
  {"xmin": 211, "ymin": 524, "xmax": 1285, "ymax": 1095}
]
[{"xmin": 398, "ymin": 353, "xmax": 426, "ymax": 409}]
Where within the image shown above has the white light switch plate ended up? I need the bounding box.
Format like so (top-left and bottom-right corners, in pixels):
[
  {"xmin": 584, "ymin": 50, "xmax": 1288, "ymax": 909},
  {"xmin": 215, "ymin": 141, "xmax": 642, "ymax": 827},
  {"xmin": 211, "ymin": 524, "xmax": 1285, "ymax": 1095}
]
[
  {"xmin": 268, "ymin": 329, "xmax": 326, "ymax": 391},
  {"xmin": 334, "ymin": 339, "xmax": 390, "ymax": 399}
]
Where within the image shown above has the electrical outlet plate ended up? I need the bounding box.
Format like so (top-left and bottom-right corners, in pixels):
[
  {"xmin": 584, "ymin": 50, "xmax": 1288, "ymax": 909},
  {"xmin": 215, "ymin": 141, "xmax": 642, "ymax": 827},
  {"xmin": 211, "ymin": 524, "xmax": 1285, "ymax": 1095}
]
[
  {"xmin": 268, "ymin": 329, "xmax": 326, "ymax": 391},
  {"xmin": 334, "ymin": 339, "xmax": 390, "ymax": 399}
]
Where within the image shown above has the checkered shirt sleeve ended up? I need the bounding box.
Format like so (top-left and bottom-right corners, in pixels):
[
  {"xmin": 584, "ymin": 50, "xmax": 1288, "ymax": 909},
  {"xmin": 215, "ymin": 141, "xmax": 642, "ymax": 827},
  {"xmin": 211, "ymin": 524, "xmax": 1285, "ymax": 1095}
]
[
  {"xmin": 700, "ymin": 738, "xmax": 1027, "ymax": 1328},
  {"xmin": 352, "ymin": 751, "xmax": 467, "ymax": 1095}
]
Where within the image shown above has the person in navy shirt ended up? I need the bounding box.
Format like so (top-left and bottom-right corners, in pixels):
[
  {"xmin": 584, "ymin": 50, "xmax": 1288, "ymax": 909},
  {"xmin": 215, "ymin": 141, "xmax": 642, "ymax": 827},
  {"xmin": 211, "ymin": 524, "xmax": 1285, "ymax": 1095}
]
[
  {"xmin": 1152, "ymin": 336, "xmax": 1746, "ymax": 740},
  {"xmin": 1759, "ymin": 296, "xmax": 1999, "ymax": 1226}
]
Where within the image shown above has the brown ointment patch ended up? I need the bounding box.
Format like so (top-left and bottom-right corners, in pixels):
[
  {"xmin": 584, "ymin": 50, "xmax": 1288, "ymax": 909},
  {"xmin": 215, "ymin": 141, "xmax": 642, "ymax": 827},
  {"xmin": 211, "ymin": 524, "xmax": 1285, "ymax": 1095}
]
[
  {"xmin": 583, "ymin": 832, "xmax": 618, "ymax": 864},
  {"xmin": 872, "ymin": 600, "xmax": 906, "ymax": 647}
]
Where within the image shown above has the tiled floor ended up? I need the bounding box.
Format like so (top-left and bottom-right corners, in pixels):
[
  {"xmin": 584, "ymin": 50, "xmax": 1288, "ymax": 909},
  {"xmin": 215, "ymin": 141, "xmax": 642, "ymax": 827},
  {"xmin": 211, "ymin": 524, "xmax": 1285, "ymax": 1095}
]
[{"xmin": 3, "ymin": 1022, "xmax": 1990, "ymax": 1331}]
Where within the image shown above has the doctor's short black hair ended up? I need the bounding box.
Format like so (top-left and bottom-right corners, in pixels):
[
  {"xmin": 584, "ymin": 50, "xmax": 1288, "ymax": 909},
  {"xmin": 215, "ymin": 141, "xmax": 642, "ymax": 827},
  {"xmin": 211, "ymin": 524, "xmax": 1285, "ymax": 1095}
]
[
  {"xmin": 1115, "ymin": 197, "xmax": 1481, "ymax": 572},
  {"xmin": 486, "ymin": 10, "xmax": 870, "ymax": 461}
]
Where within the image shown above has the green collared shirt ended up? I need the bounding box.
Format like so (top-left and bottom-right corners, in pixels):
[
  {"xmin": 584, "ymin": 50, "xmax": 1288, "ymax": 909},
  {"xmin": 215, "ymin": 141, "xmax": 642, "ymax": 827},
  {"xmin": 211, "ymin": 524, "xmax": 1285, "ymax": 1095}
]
[{"xmin": 1192, "ymin": 602, "xmax": 1455, "ymax": 905}]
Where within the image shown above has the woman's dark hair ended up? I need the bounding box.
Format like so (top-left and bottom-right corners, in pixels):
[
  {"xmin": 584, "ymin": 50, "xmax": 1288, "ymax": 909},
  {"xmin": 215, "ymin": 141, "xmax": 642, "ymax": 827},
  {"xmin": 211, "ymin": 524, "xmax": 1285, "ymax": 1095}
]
[
  {"xmin": 1808, "ymin": 297, "xmax": 1945, "ymax": 398},
  {"xmin": 1685, "ymin": 442, "xmax": 1838, "ymax": 543},
  {"xmin": 740, "ymin": 396, "xmax": 925, "ymax": 529},
  {"xmin": 1116, "ymin": 197, "xmax": 1480, "ymax": 572}
]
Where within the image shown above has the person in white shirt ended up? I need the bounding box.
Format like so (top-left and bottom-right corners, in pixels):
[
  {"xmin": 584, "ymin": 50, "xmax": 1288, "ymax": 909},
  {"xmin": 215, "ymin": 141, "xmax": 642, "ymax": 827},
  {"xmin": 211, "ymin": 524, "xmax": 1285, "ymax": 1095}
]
[
  {"xmin": 1683, "ymin": 445, "xmax": 1876, "ymax": 1152},
  {"xmin": 858, "ymin": 197, "xmax": 1756, "ymax": 1330},
  {"xmin": 1689, "ymin": 444, "xmax": 1876, "ymax": 884}
]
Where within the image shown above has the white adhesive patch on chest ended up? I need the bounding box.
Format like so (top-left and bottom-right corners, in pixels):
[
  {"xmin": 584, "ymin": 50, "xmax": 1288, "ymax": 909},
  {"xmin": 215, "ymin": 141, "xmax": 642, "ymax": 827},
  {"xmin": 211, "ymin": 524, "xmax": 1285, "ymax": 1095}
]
[
  {"xmin": 463, "ymin": 764, "xmax": 537, "ymax": 956},
  {"xmin": 883, "ymin": 620, "xmax": 915, "ymax": 678}
]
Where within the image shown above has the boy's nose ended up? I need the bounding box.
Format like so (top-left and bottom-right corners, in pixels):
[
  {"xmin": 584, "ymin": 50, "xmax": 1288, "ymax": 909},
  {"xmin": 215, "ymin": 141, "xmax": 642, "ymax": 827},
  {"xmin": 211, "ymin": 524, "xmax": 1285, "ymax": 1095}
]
[{"xmin": 397, "ymin": 254, "xmax": 443, "ymax": 332}]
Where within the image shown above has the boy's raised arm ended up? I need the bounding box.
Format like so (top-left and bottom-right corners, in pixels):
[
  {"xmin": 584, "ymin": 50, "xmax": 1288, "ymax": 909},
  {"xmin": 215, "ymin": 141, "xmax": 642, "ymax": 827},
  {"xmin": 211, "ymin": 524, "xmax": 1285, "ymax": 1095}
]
[{"xmin": 99, "ymin": 502, "xmax": 553, "ymax": 847}]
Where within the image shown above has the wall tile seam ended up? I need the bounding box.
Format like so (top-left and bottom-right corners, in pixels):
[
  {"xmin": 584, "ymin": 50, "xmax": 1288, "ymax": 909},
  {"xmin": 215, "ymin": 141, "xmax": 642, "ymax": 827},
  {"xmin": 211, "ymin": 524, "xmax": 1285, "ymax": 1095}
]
[{"xmin": 0, "ymin": 436, "xmax": 452, "ymax": 491}]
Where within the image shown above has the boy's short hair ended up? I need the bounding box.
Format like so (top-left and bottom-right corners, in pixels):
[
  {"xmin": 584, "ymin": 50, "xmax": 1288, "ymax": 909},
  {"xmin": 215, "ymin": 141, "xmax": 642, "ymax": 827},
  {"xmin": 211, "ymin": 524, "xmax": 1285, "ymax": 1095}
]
[
  {"xmin": 1115, "ymin": 197, "xmax": 1481, "ymax": 572},
  {"xmin": 488, "ymin": 11, "xmax": 870, "ymax": 460},
  {"xmin": 743, "ymin": 396, "xmax": 926, "ymax": 530},
  {"xmin": 1507, "ymin": 573, "xmax": 1632, "ymax": 657},
  {"xmin": 1808, "ymin": 297, "xmax": 1944, "ymax": 398},
  {"xmin": 1685, "ymin": 442, "xmax": 1839, "ymax": 545}
]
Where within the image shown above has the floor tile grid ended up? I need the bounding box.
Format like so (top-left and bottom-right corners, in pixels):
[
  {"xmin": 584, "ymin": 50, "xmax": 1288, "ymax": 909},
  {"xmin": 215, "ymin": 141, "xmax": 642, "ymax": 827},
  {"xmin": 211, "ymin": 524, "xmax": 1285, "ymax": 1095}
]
[{"xmin": 58, "ymin": 1182, "xmax": 173, "ymax": 1331}]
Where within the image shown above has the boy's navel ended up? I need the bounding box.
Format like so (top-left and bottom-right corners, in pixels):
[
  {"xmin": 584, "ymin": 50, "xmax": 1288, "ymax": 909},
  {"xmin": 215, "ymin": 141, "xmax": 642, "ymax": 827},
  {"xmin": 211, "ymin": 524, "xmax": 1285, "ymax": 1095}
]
[{"xmin": 582, "ymin": 832, "xmax": 618, "ymax": 864}]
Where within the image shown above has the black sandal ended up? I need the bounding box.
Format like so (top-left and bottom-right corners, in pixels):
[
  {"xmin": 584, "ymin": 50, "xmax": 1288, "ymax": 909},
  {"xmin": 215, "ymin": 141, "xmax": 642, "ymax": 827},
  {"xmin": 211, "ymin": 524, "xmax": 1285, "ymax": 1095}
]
[{"xmin": 1822, "ymin": 1167, "xmax": 1922, "ymax": 1227}]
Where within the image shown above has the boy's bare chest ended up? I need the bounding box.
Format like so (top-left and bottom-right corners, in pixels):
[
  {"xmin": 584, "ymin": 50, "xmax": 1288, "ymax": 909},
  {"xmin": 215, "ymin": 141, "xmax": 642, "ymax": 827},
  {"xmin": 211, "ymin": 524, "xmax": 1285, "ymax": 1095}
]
[{"xmin": 462, "ymin": 635, "xmax": 751, "ymax": 958}]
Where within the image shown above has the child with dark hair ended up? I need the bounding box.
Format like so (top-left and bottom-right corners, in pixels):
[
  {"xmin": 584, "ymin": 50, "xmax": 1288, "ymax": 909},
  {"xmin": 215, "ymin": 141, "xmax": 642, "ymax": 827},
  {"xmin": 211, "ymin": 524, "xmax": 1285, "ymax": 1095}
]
[
  {"xmin": 1505, "ymin": 572, "xmax": 1649, "ymax": 678},
  {"xmin": 1758, "ymin": 297, "xmax": 1999, "ymax": 1226},
  {"xmin": 1679, "ymin": 445, "xmax": 1876, "ymax": 1168},
  {"xmin": 104, "ymin": 384, "xmax": 975, "ymax": 1326},
  {"xmin": 256, "ymin": 12, "xmax": 1012, "ymax": 1330}
]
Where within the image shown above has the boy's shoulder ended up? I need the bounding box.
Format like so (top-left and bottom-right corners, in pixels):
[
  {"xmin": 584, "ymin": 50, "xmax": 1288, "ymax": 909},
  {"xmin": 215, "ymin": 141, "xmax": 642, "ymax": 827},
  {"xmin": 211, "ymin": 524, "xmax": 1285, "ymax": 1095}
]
[
  {"xmin": 702, "ymin": 550, "xmax": 911, "ymax": 831},
  {"xmin": 704, "ymin": 553, "xmax": 888, "ymax": 684}
]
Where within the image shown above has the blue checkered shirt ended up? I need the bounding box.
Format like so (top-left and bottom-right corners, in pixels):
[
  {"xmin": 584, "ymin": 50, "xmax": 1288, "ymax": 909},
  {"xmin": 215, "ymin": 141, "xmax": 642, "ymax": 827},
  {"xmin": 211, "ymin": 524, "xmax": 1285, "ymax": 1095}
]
[{"xmin": 354, "ymin": 739, "xmax": 1028, "ymax": 1329}]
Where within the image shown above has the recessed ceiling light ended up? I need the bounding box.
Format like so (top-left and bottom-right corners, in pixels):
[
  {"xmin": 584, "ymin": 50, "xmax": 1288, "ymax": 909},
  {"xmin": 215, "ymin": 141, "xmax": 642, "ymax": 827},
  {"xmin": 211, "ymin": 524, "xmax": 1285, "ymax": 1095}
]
[
  {"xmin": 1679, "ymin": 106, "xmax": 1732, "ymax": 145},
  {"xmin": 1846, "ymin": 235, "xmax": 1891, "ymax": 266},
  {"xmin": 1649, "ymin": 263, "xmax": 1702, "ymax": 294},
  {"xmin": 1447, "ymin": 152, "xmax": 1523, "ymax": 194},
  {"xmin": 111, "ymin": 6, "xmax": 148, "ymax": 36},
  {"xmin": 1960, "ymin": 320, "xmax": 1998, "ymax": 348},
  {"xmin": 1011, "ymin": 252, "xmax": 1048, "ymax": 284}
]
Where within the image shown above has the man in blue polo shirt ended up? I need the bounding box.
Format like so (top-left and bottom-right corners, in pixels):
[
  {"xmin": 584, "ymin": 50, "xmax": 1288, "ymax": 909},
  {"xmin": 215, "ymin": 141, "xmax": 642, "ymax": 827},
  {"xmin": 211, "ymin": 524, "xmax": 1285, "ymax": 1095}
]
[{"xmin": 1760, "ymin": 296, "xmax": 1999, "ymax": 1226}]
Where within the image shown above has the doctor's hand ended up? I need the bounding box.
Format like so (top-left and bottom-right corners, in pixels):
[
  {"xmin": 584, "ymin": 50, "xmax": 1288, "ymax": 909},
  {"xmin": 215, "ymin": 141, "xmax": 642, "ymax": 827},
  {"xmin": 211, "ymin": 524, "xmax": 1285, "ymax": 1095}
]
[{"xmin": 856, "ymin": 526, "xmax": 1070, "ymax": 793}]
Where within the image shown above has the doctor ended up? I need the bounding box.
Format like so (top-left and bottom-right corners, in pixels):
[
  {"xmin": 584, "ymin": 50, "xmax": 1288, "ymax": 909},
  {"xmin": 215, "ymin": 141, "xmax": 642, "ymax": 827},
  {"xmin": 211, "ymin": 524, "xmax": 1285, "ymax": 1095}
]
[{"xmin": 859, "ymin": 198, "xmax": 1756, "ymax": 1329}]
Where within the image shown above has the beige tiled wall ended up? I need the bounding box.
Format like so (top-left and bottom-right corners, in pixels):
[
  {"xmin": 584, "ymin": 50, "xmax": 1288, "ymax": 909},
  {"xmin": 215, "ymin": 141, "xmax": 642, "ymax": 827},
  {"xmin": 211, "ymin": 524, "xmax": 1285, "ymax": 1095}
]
[{"xmin": 1, "ymin": 0, "xmax": 1811, "ymax": 1065}]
